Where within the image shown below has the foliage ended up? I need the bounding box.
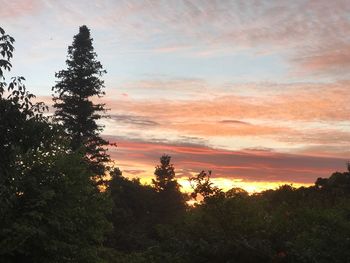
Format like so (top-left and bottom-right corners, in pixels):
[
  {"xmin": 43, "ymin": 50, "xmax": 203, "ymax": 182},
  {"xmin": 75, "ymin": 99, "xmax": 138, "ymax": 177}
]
[
  {"xmin": 0, "ymin": 27, "xmax": 14, "ymax": 81},
  {"xmin": 142, "ymin": 177, "xmax": 350, "ymax": 263},
  {"xmin": 152, "ymin": 155, "xmax": 187, "ymax": 222},
  {"xmin": 189, "ymin": 170, "xmax": 222, "ymax": 201},
  {"xmin": 0, "ymin": 151, "xmax": 111, "ymax": 263},
  {"xmin": 52, "ymin": 25, "xmax": 109, "ymax": 176},
  {"xmin": 0, "ymin": 26, "xmax": 110, "ymax": 263},
  {"xmin": 153, "ymin": 155, "xmax": 177, "ymax": 192},
  {"xmin": 105, "ymin": 168, "xmax": 159, "ymax": 252},
  {"xmin": 105, "ymin": 156, "xmax": 188, "ymax": 257}
]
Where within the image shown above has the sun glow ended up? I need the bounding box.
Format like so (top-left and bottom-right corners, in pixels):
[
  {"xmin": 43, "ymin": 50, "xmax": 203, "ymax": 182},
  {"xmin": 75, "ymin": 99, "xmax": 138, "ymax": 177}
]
[
  {"xmin": 111, "ymin": 159, "xmax": 314, "ymax": 194},
  {"xmin": 177, "ymin": 177, "xmax": 312, "ymax": 194},
  {"xmin": 134, "ymin": 174, "xmax": 312, "ymax": 194}
]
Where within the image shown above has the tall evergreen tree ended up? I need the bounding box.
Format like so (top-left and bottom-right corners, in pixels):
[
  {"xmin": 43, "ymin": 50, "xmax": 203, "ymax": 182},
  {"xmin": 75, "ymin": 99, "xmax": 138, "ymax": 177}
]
[{"xmin": 52, "ymin": 25, "xmax": 109, "ymax": 176}]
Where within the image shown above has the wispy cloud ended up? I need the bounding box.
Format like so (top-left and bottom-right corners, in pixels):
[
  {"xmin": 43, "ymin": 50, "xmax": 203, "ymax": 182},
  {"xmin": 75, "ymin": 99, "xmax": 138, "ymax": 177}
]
[
  {"xmin": 109, "ymin": 114, "xmax": 159, "ymax": 127},
  {"xmin": 6, "ymin": 0, "xmax": 350, "ymax": 76},
  {"xmin": 219, "ymin": 120, "xmax": 251, "ymax": 125}
]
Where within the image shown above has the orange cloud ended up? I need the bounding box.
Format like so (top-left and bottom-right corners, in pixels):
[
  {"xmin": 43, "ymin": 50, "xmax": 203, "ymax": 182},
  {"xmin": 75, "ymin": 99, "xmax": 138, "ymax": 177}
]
[
  {"xmin": 100, "ymin": 80, "xmax": 350, "ymax": 153},
  {"xmin": 37, "ymin": 79, "xmax": 350, "ymax": 154},
  {"xmin": 104, "ymin": 81, "xmax": 350, "ymax": 122},
  {"xmin": 167, "ymin": 121, "xmax": 291, "ymax": 137}
]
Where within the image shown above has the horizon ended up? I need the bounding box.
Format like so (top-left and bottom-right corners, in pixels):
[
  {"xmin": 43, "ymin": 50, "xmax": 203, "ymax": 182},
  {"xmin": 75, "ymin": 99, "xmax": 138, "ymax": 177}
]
[{"xmin": 2, "ymin": 0, "xmax": 350, "ymax": 193}]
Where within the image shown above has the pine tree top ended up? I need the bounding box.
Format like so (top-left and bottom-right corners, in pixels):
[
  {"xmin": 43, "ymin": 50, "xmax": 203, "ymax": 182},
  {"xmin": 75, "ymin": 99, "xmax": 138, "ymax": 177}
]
[{"xmin": 54, "ymin": 25, "xmax": 106, "ymax": 99}]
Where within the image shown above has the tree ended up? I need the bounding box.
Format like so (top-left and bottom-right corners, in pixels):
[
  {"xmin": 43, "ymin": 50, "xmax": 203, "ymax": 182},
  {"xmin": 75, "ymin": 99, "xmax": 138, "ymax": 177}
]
[
  {"xmin": 152, "ymin": 155, "xmax": 187, "ymax": 222},
  {"xmin": 189, "ymin": 170, "xmax": 222, "ymax": 201},
  {"xmin": 106, "ymin": 168, "xmax": 159, "ymax": 252},
  {"xmin": 1, "ymin": 150, "xmax": 111, "ymax": 263},
  {"xmin": 52, "ymin": 25, "xmax": 109, "ymax": 176},
  {"xmin": 0, "ymin": 27, "xmax": 111, "ymax": 263},
  {"xmin": 0, "ymin": 26, "xmax": 47, "ymax": 181},
  {"xmin": 153, "ymin": 155, "xmax": 177, "ymax": 192},
  {"xmin": 0, "ymin": 27, "xmax": 14, "ymax": 82}
]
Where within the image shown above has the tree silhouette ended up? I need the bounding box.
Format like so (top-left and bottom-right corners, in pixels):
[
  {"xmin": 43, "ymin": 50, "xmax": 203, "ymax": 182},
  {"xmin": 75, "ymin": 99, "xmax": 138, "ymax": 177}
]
[
  {"xmin": 0, "ymin": 27, "xmax": 48, "ymax": 175},
  {"xmin": 189, "ymin": 170, "xmax": 222, "ymax": 201},
  {"xmin": 52, "ymin": 25, "xmax": 109, "ymax": 176},
  {"xmin": 0, "ymin": 27, "xmax": 14, "ymax": 82},
  {"xmin": 152, "ymin": 155, "xmax": 186, "ymax": 222},
  {"xmin": 153, "ymin": 155, "xmax": 177, "ymax": 192},
  {"xmin": 106, "ymin": 168, "xmax": 160, "ymax": 252}
]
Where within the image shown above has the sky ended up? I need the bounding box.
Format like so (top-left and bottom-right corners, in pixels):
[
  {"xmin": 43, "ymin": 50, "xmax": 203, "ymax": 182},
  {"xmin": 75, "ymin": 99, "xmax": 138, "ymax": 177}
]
[{"xmin": 2, "ymin": 0, "xmax": 350, "ymax": 192}]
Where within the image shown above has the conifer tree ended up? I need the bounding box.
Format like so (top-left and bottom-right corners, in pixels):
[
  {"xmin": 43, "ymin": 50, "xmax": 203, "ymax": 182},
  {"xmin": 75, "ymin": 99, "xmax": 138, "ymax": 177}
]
[
  {"xmin": 52, "ymin": 25, "xmax": 109, "ymax": 176},
  {"xmin": 152, "ymin": 155, "xmax": 187, "ymax": 221},
  {"xmin": 153, "ymin": 155, "xmax": 178, "ymax": 192}
]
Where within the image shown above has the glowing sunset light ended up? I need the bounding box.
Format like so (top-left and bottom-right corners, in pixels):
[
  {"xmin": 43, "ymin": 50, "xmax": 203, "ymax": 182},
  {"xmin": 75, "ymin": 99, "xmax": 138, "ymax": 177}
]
[
  {"xmin": 134, "ymin": 176, "xmax": 312, "ymax": 195},
  {"xmin": 107, "ymin": 138, "xmax": 347, "ymax": 192}
]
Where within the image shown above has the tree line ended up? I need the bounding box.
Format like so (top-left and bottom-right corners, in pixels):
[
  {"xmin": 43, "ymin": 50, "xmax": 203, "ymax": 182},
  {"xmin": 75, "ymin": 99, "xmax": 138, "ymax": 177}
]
[{"xmin": 1, "ymin": 25, "xmax": 350, "ymax": 263}]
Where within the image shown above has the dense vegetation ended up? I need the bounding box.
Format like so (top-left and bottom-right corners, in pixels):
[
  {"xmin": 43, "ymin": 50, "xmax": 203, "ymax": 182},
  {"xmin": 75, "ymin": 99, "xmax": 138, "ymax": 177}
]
[{"xmin": 1, "ymin": 26, "xmax": 350, "ymax": 263}]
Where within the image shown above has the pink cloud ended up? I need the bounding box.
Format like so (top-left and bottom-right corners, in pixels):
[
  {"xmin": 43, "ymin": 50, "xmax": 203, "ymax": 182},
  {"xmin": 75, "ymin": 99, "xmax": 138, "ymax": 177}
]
[
  {"xmin": 294, "ymin": 42, "xmax": 350, "ymax": 76},
  {"xmin": 0, "ymin": 0, "xmax": 41, "ymax": 18},
  {"xmin": 107, "ymin": 137, "xmax": 347, "ymax": 184}
]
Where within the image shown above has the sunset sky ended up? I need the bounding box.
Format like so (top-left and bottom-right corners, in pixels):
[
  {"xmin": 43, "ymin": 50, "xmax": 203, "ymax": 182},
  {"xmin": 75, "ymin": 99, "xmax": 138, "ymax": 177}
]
[{"xmin": 2, "ymin": 0, "xmax": 350, "ymax": 192}]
